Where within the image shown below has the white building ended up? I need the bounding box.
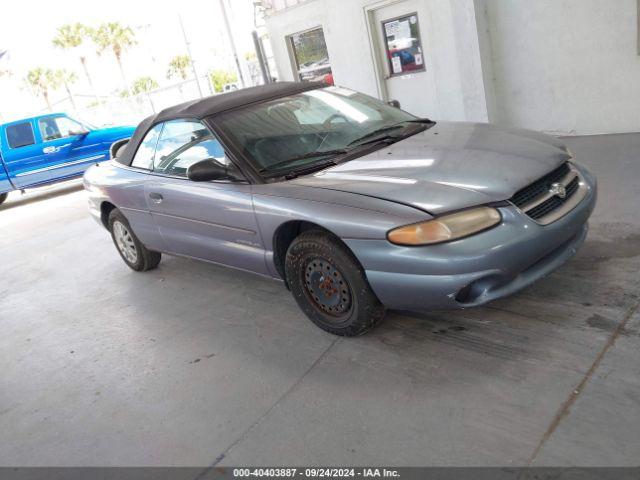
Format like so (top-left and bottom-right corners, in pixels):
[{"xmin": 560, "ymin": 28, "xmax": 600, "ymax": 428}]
[{"xmin": 263, "ymin": 0, "xmax": 640, "ymax": 135}]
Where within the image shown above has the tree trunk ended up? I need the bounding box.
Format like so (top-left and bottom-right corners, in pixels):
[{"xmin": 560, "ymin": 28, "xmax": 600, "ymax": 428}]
[
  {"xmin": 80, "ymin": 56, "xmax": 99, "ymax": 101},
  {"xmin": 43, "ymin": 91, "xmax": 52, "ymax": 111},
  {"xmin": 116, "ymin": 54, "xmax": 127, "ymax": 90},
  {"xmin": 65, "ymin": 83, "xmax": 76, "ymax": 110}
]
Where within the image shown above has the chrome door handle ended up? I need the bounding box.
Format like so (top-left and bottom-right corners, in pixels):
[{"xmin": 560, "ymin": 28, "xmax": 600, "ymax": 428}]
[
  {"xmin": 149, "ymin": 192, "xmax": 163, "ymax": 204},
  {"xmin": 43, "ymin": 146, "xmax": 57, "ymax": 154}
]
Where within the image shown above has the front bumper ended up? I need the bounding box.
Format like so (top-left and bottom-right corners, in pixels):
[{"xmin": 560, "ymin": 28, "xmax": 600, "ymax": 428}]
[{"xmin": 344, "ymin": 164, "xmax": 597, "ymax": 311}]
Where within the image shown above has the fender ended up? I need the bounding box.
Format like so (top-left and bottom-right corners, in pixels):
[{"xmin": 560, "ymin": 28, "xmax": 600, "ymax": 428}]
[{"xmin": 0, "ymin": 149, "xmax": 17, "ymax": 194}]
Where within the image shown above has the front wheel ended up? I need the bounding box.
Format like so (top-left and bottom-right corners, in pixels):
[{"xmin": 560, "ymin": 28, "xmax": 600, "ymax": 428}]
[
  {"xmin": 0, "ymin": 193, "xmax": 7, "ymax": 206},
  {"xmin": 285, "ymin": 230, "xmax": 385, "ymax": 336},
  {"xmin": 108, "ymin": 209, "xmax": 161, "ymax": 271}
]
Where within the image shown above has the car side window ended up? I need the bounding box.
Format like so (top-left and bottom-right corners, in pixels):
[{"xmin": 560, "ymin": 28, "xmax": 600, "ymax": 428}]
[
  {"xmin": 153, "ymin": 119, "xmax": 238, "ymax": 179},
  {"xmin": 131, "ymin": 124, "xmax": 163, "ymax": 170},
  {"xmin": 39, "ymin": 117, "xmax": 85, "ymax": 142},
  {"xmin": 6, "ymin": 122, "xmax": 35, "ymax": 149}
]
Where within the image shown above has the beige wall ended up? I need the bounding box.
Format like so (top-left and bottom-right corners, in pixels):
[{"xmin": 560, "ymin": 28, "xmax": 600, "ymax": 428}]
[
  {"xmin": 485, "ymin": 0, "xmax": 640, "ymax": 134},
  {"xmin": 266, "ymin": 0, "xmax": 492, "ymax": 123},
  {"xmin": 266, "ymin": 0, "xmax": 640, "ymax": 135}
]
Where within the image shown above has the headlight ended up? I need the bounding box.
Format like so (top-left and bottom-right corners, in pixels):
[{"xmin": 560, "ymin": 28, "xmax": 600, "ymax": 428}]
[{"xmin": 387, "ymin": 207, "xmax": 502, "ymax": 246}]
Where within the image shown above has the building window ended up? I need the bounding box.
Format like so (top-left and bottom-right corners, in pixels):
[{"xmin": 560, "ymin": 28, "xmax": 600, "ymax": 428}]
[
  {"xmin": 381, "ymin": 13, "xmax": 425, "ymax": 77},
  {"xmin": 288, "ymin": 27, "xmax": 333, "ymax": 83}
]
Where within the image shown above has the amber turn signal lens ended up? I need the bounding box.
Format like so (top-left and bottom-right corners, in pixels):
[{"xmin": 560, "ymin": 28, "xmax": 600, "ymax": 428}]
[{"xmin": 387, "ymin": 207, "xmax": 502, "ymax": 246}]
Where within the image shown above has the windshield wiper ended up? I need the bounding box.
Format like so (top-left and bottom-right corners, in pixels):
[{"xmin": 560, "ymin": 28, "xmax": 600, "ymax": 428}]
[
  {"xmin": 346, "ymin": 119, "xmax": 434, "ymax": 147},
  {"xmin": 259, "ymin": 148, "xmax": 349, "ymax": 174},
  {"xmin": 282, "ymin": 160, "xmax": 338, "ymax": 180},
  {"xmin": 347, "ymin": 125, "xmax": 405, "ymax": 147},
  {"xmin": 405, "ymin": 117, "xmax": 435, "ymax": 124}
]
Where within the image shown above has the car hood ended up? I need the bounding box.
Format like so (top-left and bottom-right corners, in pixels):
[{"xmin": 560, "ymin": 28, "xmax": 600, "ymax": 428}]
[{"xmin": 290, "ymin": 122, "xmax": 571, "ymax": 214}]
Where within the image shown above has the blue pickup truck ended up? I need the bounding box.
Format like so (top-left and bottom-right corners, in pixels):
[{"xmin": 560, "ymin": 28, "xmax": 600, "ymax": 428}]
[{"xmin": 0, "ymin": 113, "xmax": 134, "ymax": 206}]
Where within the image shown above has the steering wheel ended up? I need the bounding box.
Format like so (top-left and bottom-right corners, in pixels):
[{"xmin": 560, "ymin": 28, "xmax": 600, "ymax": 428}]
[{"xmin": 323, "ymin": 114, "xmax": 350, "ymax": 129}]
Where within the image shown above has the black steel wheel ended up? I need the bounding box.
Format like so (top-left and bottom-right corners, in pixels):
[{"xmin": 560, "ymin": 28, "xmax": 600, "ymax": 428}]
[
  {"xmin": 303, "ymin": 257, "xmax": 353, "ymax": 319},
  {"xmin": 285, "ymin": 230, "xmax": 385, "ymax": 336}
]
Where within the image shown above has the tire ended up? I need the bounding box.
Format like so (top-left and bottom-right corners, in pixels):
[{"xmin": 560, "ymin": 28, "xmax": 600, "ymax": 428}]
[
  {"xmin": 108, "ymin": 209, "xmax": 161, "ymax": 272},
  {"xmin": 285, "ymin": 230, "xmax": 386, "ymax": 336},
  {"xmin": 0, "ymin": 193, "xmax": 7, "ymax": 206}
]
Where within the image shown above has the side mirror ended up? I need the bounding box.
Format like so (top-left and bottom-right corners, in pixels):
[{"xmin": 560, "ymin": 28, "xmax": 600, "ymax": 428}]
[
  {"xmin": 187, "ymin": 158, "xmax": 240, "ymax": 182},
  {"xmin": 70, "ymin": 129, "xmax": 89, "ymax": 137},
  {"xmin": 388, "ymin": 99, "xmax": 401, "ymax": 109}
]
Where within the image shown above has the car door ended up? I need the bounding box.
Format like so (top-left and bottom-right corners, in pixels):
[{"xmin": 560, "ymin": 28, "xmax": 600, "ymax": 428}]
[
  {"xmin": 145, "ymin": 119, "xmax": 268, "ymax": 275},
  {"xmin": 1, "ymin": 119, "xmax": 51, "ymax": 189},
  {"xmin": 36, "ymin": 116, "xmax": 104, "ymax": 179},
  {"xmin": 119, "ymin": 123, "xmax": 166, "ymax": 253}
]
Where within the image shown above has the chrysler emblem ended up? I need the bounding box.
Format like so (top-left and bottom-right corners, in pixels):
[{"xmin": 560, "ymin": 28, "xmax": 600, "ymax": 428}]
[{"xmin": 549, "ymin": 182, "xmax": 567, "ymax": 199}]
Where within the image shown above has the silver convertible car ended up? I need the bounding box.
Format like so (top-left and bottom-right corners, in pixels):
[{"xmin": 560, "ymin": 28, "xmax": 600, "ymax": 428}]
[{"xmin": 84, "ymin": 82, "xmax": 597, "ymax": 336}]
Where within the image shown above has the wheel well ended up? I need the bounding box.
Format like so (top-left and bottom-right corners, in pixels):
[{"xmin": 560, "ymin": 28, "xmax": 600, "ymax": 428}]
[
  {"xmin": 272, "ymin": 221, "xmax": 337, "ymax": 283},
  {"xmin": 100, "ymin": 201, "xmax": 117, "ymax": 229},
  {"xmin": 110, "ymin": 138, "xmax": 130, "ymax": 160}
]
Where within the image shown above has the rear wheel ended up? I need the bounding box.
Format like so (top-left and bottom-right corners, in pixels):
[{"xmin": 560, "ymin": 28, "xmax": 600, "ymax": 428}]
[
  {"xmin": 285, "ymin": 230, "xmax": 385, "ymax": 336},
  {"xmin": 108, "ymin": 209, "xmax": 161, "ymax": 271},
  {"xmin": 0, "ymin": 193, "xmax": 7, "ymax": 206}
]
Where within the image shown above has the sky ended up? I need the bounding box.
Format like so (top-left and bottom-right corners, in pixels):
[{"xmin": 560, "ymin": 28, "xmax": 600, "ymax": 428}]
[{"xmin": 0, "ymin": 0, "xmax": 262, "ymax": 123}]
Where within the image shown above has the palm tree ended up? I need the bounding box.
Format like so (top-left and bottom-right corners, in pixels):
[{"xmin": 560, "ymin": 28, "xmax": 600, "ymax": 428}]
[
  {"xmin": 92, "ymin": 23, "xmax": 136, "ymax": 87},
  {"xmin": 167, "ymin": 54, "xmax": 191, "ymax": 81},
  {"xmin": 52, "ymin": 24, "xmax": 96, "ymax": 95},
  {"xmin": 54, "ymin": 69, "xmax": 78, "ymax": 109},
  {"xmin": 24, "ymin": 68, "xmax": 60, "ymax": 111},
  {"xmin": 209, "ymin": 69, "xmax": 238, "ymax": 93},
  {"xmin": 130, "ymin": 76, "xmax": 159, "ymax": 95},
  {"xmin": 130, "ymin": 76, "xmax": 159, "ymax": 113}
]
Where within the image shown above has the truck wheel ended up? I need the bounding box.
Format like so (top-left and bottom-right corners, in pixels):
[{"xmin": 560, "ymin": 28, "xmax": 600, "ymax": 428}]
[
  {"xmin": 108, "ymin": 209, "xmax": 161, "ymax": 271},
  {"xmin": 285, "ymin": 230, "xmax": 386, "ymax": 336},
  {"xmin": 0, "ymin": 193, "xmax": 7, "ymax": 206}
]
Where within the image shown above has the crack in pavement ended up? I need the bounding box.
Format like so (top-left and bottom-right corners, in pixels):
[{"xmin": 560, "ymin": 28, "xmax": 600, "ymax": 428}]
[
  {"xmin": 194, "ymin": 337, "xmax": 340, "ymax": 478},
  {"xmin": 527, "ymin": 299, "xmax": 640, "ymax": 465}
]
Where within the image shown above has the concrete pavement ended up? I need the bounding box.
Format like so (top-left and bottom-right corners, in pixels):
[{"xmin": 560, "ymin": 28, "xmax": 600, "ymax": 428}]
[{"xmin": 0, "ymin": 133, "xmax": 638, "ymax": 467}]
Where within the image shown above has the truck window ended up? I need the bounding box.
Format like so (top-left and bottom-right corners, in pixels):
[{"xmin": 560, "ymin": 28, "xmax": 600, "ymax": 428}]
[
  {"xmin": 38, "ymin": 117, "xmax": 85, "ymax": 142},
  {"xmin": 6, "ymin": 122, "xmax": 35, "ymax": 149}
]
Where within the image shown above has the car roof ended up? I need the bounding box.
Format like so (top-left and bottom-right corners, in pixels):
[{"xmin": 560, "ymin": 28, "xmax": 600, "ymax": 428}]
[
  {"xmin": 116, "ymin": 81, "xmax": 324, "ymax": 167},
  {"xmin": 1, "ymin": 113, "xmax": 67, "ymax": 128},
  {"xmin": 155, "ymin": 81, "xmax": 323, "ymax": 121}
]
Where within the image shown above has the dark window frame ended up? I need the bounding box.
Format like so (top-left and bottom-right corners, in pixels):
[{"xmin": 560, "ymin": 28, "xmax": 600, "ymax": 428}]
[
  {"xmin": 380, "ymin": 12, "xmax": 426, "ymax": 78},
  {"xmin": 287, "ymin": 26, "xmax": 332, "ymax": 83}
]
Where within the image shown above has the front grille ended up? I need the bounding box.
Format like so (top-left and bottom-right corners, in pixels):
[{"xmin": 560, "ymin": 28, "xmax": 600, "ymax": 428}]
[
  {"xmin": 509, "ymin": 162, "xmax": 583, "ymax": 224},
  {"xmin": 511, "ymin": 162, "xmax": 571, "ymax": 208},
  {"xmin": 527, "ymin": 176, "xmax": 579, "ymax": 219}
]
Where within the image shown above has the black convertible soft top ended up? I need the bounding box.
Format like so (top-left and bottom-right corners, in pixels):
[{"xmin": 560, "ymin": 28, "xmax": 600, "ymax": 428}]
[{"xmin": 116, "ymin": 81, "xmax": 324, "ymax": 166}]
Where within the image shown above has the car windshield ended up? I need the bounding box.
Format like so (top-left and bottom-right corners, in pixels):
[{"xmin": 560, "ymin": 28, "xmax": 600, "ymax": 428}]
[{"xmin": 215, "ymin": 86, "xmax": 428, "ymax": 175}]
